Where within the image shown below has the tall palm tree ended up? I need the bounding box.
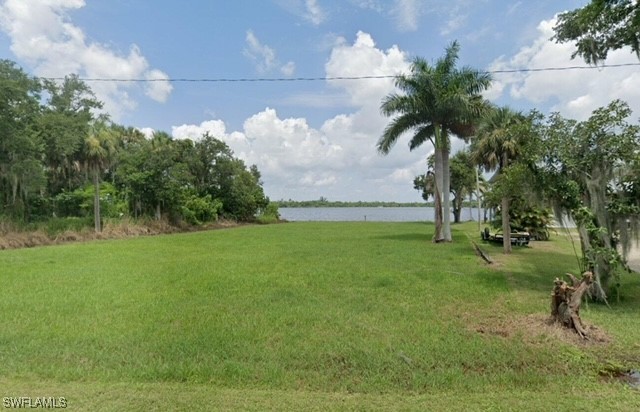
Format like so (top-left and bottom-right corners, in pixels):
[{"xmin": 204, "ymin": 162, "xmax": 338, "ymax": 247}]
[
  {"xmin": 471, "ymin": 106, "xmax": 525, "ymax": 254},
  {"xmin": 378, "ymin": 41, "xmax": 491, "ymax": 242},
  {"xmin": 83, "ymin": 123, "xmax": 117, "ymax": 232}
]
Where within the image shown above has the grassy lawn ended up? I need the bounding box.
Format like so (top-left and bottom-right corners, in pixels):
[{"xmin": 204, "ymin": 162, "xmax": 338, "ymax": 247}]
[{"xmin": 0, "ymin": 222, "xmax": 638, "ymax": 410}]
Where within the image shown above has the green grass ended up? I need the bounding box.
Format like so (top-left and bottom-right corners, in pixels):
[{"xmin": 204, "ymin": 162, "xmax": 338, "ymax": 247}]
[{"xmin": 0, "ymin": 222, "xmax": 639, "ymax": 410}]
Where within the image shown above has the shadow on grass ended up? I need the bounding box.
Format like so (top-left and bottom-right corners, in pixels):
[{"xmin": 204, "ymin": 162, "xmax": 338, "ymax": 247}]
[{"xmin": 474, "ymin": 239, "xmax": 640, "ymax": 308}]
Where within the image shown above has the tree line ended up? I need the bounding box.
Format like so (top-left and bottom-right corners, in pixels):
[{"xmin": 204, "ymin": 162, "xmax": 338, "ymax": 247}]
[
  {"xmin": 0, "ymin": 60, "xmax": 274, "ymax": 231},
  {"xmin": 274, "ymin": 198, "xmax": 427, "ymax": 208},
  {"xmin": 378, "ymin": 1, "xmax": 640, "ymax": 302}
]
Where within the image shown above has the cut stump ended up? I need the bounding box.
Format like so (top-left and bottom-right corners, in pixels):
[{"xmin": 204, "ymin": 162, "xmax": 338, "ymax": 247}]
[{"xmin": 550, "ymin": 271, "xmax": 593, "ymax": 339}]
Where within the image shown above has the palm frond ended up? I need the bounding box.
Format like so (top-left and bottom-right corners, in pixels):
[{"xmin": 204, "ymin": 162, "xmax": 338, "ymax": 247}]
[
  {"xmin": 409, "ymin": 124, "xmax": 436, "ymax": 151},
  {"xmin": 377, "ymin": 113, "xmax": 424, "ymax": 154}
]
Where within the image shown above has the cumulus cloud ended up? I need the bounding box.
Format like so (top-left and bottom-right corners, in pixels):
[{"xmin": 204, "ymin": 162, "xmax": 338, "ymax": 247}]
[
  {"xmin": 244, "ymin": 30, "xmax": 296, "ymax": 76},
  {"xmin": 171, "ymin": 32, "xmax": 430, "ymax": 201},
  {"xmin": 486, "ymin": 16, "xmax": 640, "ymax": 120},
  {"xmin": 172, "ymin": 120, "xmax": 229, "ymax": 142},
  {"xmin": 0, "ymin": 0, "xmax": 172, "ymax": 120},
  {"xmin": 325, "ymin": 31, "xmax": 407, "ymax": 105}
]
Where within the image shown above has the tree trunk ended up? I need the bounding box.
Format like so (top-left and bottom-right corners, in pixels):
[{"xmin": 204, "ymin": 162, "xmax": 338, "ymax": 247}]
[
  {"xmin": 155, "ymin": 203, "xmax": 162, "ymax": 220},
  {"xmin": 584, "ymin": 169, "xmax": 614, "ymax": 300},
  {"xmin": 502, "ymin": 195, "xmax": 511, "ymax": 254},
  {"xmin": 11, "ymin": 174, "xmax": 18, "ymax": 204},
  {"xmin": 442, "ymin": 143, "xmax": 452, "ymax": 242},
  {"xmin": 551, "ymin": 272, "xmax": 594, "ymax": 339},
  {"xmin": 577, "ymin": 221, "xmax": 609, "ymax": 302},
  {"xmin": 433, "ymin": 145, "xmax": 444, "ymax": 242},
  {"xmin": 433, "ymin": 180, "xmax": 443, "ymax": 242},
  {"xmin": 500, "ymin": 153, "xmax": 511, "ymax": 254},
  {"xmin": 476, "ymin": 167, "xmax": 482, "ymax": 232},
  {"xmin": 452, "ymin": 193, "xmax": 462, "ymax": 224},
  {"xmin": 93, "ymin": 169, "xmax": 101, "ymax": 233},
  {"xmin": 453, "ymin": 206, "xmax": 461, "ymax": 224}
]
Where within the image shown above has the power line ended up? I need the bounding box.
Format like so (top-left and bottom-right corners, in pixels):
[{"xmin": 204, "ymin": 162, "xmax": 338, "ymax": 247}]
[{"xmin": 39, "ymin": 62, "xmax": 640, "ymax": 83}]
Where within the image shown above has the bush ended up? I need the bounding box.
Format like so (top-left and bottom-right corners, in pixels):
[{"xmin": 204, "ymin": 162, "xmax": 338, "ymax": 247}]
[
  {"xmin": 40, "ymin": 217, "xmax": 93, "ymax": 236},
  {"xmin": 256, "ymin": 202, "xmax": 280, "ymax": 224},
  {"xmin": 53, "ymin": 190, "xmax": 85, "ymax": 217},
  {"xmin": 179, "ymin": 194, "xmax": 223, "ymax": 225},
  {"xmin": 54, "ymin": 183, "xmax": 127, "ymax": 218}
]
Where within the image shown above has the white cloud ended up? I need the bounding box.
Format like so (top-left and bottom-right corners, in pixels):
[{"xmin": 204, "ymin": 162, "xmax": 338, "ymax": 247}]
[
  {"xmin": 0, "ymin": 0, "xmax": 172, "ymax": 120},
  {"xmin": 172, "ymin": 32, "xmax": 429, "ymax": 201},
  {"xmin": 300, "ymin": 172, "xmax": 337, "ymax": 187},
  {"xmin": 276, "ymin": 0, "xmax": 326, "ymax": 26},
  {"xmin": 392, "ymin": 0, "xmax": 422, "ymax": 32},
  {"xmin": 137, "ymin": 127, "xmax": 155, "ymax": 139},
  {"xmin": 244, "ymin": 30, "xmax": 296, "ymax": 76},
  {"xmin": 244, "ymin": 30, "xmax": 277, "ymax": 73},
  {"xmin": 304, "ymin": 0, "xmax": 326, "ymax": 26},
  {"xmin": 144, "ymin": 69, "xmax": 173, "ymax": 103},
  {"xmin": 280, "ymin": 61, "xmax": 296, "ymax": 76},
  {"xmin": 172, "ymin": 120, "xmax": 228, "ymax": 141},
  {"xmin": 440, "ymin": 14, "xmax": 467, "ymax": 36},
  {"xmin": 389, "ymin": 167, "xmax": 418, "ymax": 183},
  {"xmin": 325, "ymin": 31, "xmax": 407, "ymax": 105},
  {"xmin": 487, "ymin": 16, "xmax": 640, "ymax": 120}
]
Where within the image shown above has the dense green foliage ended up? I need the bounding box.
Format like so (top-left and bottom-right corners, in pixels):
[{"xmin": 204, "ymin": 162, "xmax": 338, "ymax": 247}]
[
  {"xmin": 0, "ymin": 60, "xmax": 270, "ymax": 228},
  {"xmin": 471, "ymin": 106, "xmax": 535, "ymax": 253},
  {"xmin": 537, "ymin": 100, "xmax": 640, "ymax": 301},
  {"xmin": 414, "ymin": 150, "xmax": 478, "ymax": 223},
  {"xmin": 554, "ymin": 0, "xmax": 640, "ymax": 64},
  {"xmin": 0, "ymin": 222, "xmax": 638, "ymax": 409}
]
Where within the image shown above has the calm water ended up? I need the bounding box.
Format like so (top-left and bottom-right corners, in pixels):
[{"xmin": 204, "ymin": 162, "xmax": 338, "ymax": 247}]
[{"xmin": 279, "ymin": 207, "xmax": 482, "ymax": 222}]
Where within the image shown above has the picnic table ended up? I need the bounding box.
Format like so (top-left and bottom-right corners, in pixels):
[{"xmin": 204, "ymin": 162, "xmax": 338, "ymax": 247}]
[{"xmin": 481, "ymin": 227, "xmax": 531, "ymax": 246}]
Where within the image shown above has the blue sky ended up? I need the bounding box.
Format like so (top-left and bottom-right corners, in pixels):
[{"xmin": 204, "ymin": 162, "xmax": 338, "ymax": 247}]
[{"xmin": 1, "ymin": 0, "xmax": 639, "ymax": 202}]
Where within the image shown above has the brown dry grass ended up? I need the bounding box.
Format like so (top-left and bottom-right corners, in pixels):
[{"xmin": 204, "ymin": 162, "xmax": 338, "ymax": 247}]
[
  {"xmin": 472, "ymin": 312, "xmax": 611, "ymax": 347},
  {"xmin": 0, "ymin": 219, "xmax": 243, "ymax": 250}
]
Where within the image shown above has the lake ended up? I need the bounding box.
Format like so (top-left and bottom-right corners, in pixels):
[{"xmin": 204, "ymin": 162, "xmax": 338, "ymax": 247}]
[{"xmin": 279, "ymin": 207, "xmax": 483, "ymax": 222}]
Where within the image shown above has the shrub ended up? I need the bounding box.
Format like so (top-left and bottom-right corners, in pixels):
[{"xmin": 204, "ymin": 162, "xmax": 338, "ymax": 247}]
[
  {"xmin": 179, "ymin": 194, "xmax": 223, "ymax": 225},
  {"xmin": 42, "ymin": 217, "xmax": 93, "ymax": 236},
  {"xmin": 256, "ymin": 202, "xmax": 280, "ymax": 224}
]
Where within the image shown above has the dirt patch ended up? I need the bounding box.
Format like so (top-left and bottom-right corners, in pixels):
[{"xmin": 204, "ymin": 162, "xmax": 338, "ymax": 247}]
[{"xmin": 472, "ymin": 313, "xmax": 611, "ymax": 346}]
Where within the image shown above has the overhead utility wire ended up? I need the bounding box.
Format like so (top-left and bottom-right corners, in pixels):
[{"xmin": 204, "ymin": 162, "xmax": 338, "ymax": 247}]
[{"xmin": 40, "ymin": 62, "xmax": 640, "ymax": 83}]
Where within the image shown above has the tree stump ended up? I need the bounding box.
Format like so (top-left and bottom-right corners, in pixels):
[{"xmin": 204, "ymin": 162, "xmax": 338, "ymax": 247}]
[{"xmin": 550, "ymin": 271, "xmax": 594, "ymax": 339}]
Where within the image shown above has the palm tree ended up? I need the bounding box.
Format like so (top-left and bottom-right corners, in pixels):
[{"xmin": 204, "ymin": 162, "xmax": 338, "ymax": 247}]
[
  {"xmin": 378, "ymin": 41, "xmax": 491, "ymax": 242},
  {"xmin": 83, "ymin": 123, "xmax": 117, "ymax": 232},
  {"xmin": 471, "ymin": 106, "xmax": 525, "ymax": 254}
]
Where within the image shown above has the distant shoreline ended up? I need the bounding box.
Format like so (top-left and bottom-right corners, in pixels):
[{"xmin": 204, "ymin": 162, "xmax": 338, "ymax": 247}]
[{"xmin": 274, "ymin": 200, "xmax": 479, "ymax": 208}]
